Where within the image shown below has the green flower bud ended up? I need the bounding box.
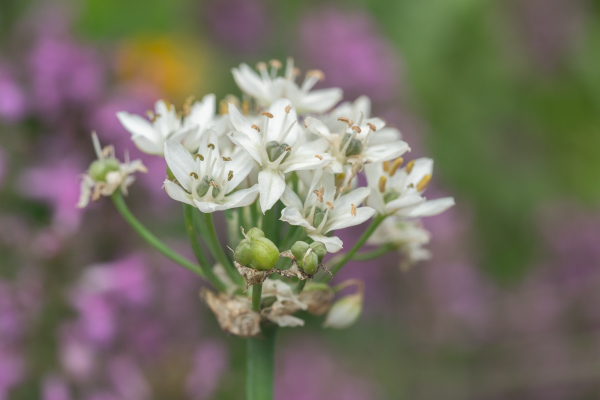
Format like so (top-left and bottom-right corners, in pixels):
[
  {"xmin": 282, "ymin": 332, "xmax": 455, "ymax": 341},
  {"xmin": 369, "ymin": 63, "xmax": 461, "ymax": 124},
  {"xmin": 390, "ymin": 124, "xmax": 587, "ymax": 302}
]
[
  {"xmin": 312, "ymin": 208, "xmax": 326, "ymax": 228},
  {"xmin": 309, "ymin": 241, "xmax": 327, "ymax": 262},
  {"xmin": 234, "ymin": 239, "xmax": 252, "ymax": 266},
  {"xmin": 345, "ymin": 139, "xmax": 363, "ymax": 157},
  {"xmin": 323, "ymin": 293, "xmax": 363, "ymax": 329},
  {"xmin": 291, "ymin": 241, "xmax": 309, "ymax": 262},
  {"xmin": 383, "ymin": 191, "xmax": 400, "ymax": 203},
  {"xmin": 301, "ymin": 251, "xmax": 319, "ymax": 275},
  {"xmin": 249, "ymin": 237, "xmax": 280, "ymax": 270},
  {"xmin": 196, "ymin": 178, "xmax": 210, "ymax": 197},
  {"xmin": 90, "ymin": 159, "xmax": 120, "ymax": 182},
  {"xmin": 246, "ymin": 227, "xmax": 265, "ymax": 241},
  {"xmin": 265, "ymin": 140, "xmax": 290, "ymax": 163}
]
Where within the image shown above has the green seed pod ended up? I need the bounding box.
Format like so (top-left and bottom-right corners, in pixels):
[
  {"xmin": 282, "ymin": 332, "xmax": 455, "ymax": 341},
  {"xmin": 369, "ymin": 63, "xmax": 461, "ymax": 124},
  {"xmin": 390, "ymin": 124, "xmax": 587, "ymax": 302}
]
[
  {"xmin": 90, "ymin": 159, "xmax": 120, "ymax": 182},
  {"xmin": 246, "ymin": 227, "xmax": 265, "ymax": 241},
  {"xmin": 291, "ymin": 241, "xmax": 310, "ymax": 262},
  {"xmin": 309, "ymin": 241, "xmax": 327, "ymax": 262},
  {"xmin": 312, "ymin": 209, "xmax": 326, "ymax": 228},
  {"xmin": 345, "ymin": 139, "xmax": 363, "ymax": 157},
  {"xmin": 166, "ymin": 165, "xmax": 176, "ymax": 181},
  {"xmin": 383, "ymin": 191, "xmax": 400, "ymax": 203},
  {"xmin": 196, "ymin": 179, "xmax": 210, "ymax": 197},
  {"xmin": 249, "ymin": 237, "xmax": 279, "ymax": 270},
  {"xmin": 234, "ymin": 239, "xmax": 252, "ymax": 266},
  {"xmin": 301, "ymin": 251, "xmax": 319, "ymax": 275},
  {"xmin": 211, "ymin": 185, "xmax": 221, "ymax": 198}
]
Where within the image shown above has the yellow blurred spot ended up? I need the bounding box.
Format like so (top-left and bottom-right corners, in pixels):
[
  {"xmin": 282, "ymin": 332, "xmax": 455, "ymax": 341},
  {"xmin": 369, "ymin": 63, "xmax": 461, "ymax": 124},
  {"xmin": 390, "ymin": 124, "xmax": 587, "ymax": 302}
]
[{"xmin": 416, "ymin": 174, "xmax": 431, "ymax": 192}]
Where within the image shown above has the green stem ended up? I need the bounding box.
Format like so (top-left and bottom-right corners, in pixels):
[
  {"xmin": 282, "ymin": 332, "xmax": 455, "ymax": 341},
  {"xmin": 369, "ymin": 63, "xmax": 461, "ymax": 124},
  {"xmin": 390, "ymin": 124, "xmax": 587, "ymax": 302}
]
[
  {"xmin": 252, "ymin": 283, "xmax": 263, "ymax": 311},
  {"xmin": 202, "ymin": 212, "xmax": 241, "ymax": 284},
  {"xmin": 261, "ymin": 206, "xmax": 277, "ymax": 244},
  {"xmin": 110, "ymin": 192, "xmax": 205, "ymax": 278},
  {"xmin": 319, "ymin": 214, "xmax": 386, "ymax": 283},
  {"xmin": 246, "ymin": 324, "xmax": 277, "ymax": 400},
  {"xmin": 295, "ymin": 279, "xmax": 306, "ymax": 294},
  {"xmin": 184, "ymin": 205, "xmax": 227, "ymax": 291},
  {"xmin": 352, "ymin": 243, "xmax": 397, "ymax": 261}
]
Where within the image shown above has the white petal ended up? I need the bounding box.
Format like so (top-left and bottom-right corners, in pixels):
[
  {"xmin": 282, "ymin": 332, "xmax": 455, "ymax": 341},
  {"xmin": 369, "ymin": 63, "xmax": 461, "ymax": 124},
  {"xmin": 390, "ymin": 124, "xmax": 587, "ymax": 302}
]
[
  {"xmin": 77, "ymin": 176, "xmax": 94, "ymax": 208},
  {"xmin": 228, "ymin": 131, "xmax": 264, "ymax": 165},
  {"xmin": 307, "ymin": 234, "xmax": 343, "ymax": 253},
  {"xmin": 384, "ymin": 194, "xmax": 425, "ymax": 214},
  {"xmin": 164, "ymin": 180, "xmax": 193, "ymax": 206},
  {"xmin": 258, "ymin": 169, "xmax": 286, "ymax": 212},
  {"xmin": 280, "ymin": 186, "xmax": 304, "ymax": 210},
  {"xmin": 280, "ymin": 207, "xmax": 314, "ymax": 230},
  {"xmin": 225, "ymin": 152, "xmax": 255, "ymax": 193},
  {"xmin": 116, "ymin": 112, "xmax": 158, "ymax": 142},
  {"xmin": 326, "ymin": 207, "xmax": 375, "ymax": 232},
  {"xmin": 227, "ymin": 103, "xmax": 253, "ymax": 134},
  {"xmin": 304, "ymin": 117, "xmax": 333, "ymax": 141},
  {"xmin": 365, "ymin": 189, "xmax": 385, "ymax": 215},
  {"xmin": 163, "ymin": 140, "xmax": 196, "ymax": 190},
  {"xmin": 404, "ymin": 197, "xmax": 455, "ymax": 218},
  {"xmin": 406, "ymin": 158, "xmax": 434, "ymax": 190},
  {"xmin": 232, "ymin": 64, "xmax": 269, "ymax": 104},
  {"xmin": 332, "ymin": 187, "xmax": 371, "ymax": 216},
  {"xmin": 352, "ymin": 96, "xmax": 371, "ymax": 119},
  {"xmin": 298, "ymin": 88, "xmax": 343, "ymax": 113},
  {"xmin": 361, "ymin": 141, "xmax": 410, "ymax": 163},
  {"xmin": 222, "ymin": 186, "xmax": 260, "ymax": 209},
  {"xmin": 187, "ymin": 93, "xmax": 216, "ymax": 127},
  {"xmin": 279, "ymin": 152, "xmax": 332, "ymax": 174},
  {"xmin": 132, "ymin": 135, "xmax": 162, "ymax": 155}
]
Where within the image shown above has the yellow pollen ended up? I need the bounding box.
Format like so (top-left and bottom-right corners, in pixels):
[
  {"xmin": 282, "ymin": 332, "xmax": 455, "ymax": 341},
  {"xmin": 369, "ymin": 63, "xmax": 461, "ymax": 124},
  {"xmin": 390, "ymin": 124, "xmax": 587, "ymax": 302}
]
[
  {"xmin": 190, "ymin": 172, "xmax": 198, "ymax": 179},
  {"xmin": 313, "ymin": 190, "xmax": 323, "ymax": 203},
  {"xmin": 285, "ymin": 146, "xmax": 292, "ymax": 152},
  {"xmin": 388, "ymin": 158, "xmax": 404, "ymax": 177},
  {"xmin": 219, "ymin": 100, "xmax": 228, "ymax": 115},
  {"xmin": 326, "ymin": 201, "xmax": 334, "ymax": 210},
  {"xmin": 256, "ymin": 62, "xmax": 267, "ymax": 70},
  {"xmin": 416, "ymin": 174, "xmax": 431, "ymax": 192},
  {"xmin": 194, "ymin": 154, "xmax": 204, "ymax": 161},
  {"xmin": 351, "ymin": 126, "xmax": 362, "ymax": 133},
  {"xmin": 207, "ymin": 143, "xmax": 215, "ymax": 150},
  {"xmin": 251, "ymin": 124, "xmax": 261, "ymax": 132},
  {"xmin": 228, "ymin": 171, "xmax": 234, "ymax": 181},
  {"xmin": 210, "ymin": 181, "xmax": 218, "ymax": 188},
  {"xmin": 183, "ymin": 95, "xmax": 195, "ymax": 116},
  {"xmin": 337, "ymin": 117, "xmax": 350, "ymax": 124},
  {"xmin": 285, "ymin": 105, "xmax": 291, "ymax": 113},
  {"xmin": 163, "ymin": 100, "xmax": 173, "ymax": 112},
  {"xmin": 292, "ymin": 67, "xmax": 301, "ymax": 76},
  {"xmin": 405, "ymin": 160, "xmax": 415, "ymax": 174},
  {"xmin": 378, "ymin": 176, "xmax": 387, "ymax": 193},
  {"xmin": 367, "ymin": 123, "xmax": 377, "ymax": 131},
  {"xmin": 242, "ymin": 99, "xmax": 250, "ymax": 115},
  {"xmin": 382, "ymin": 161, "xmax": 390, "ymax": 172},
  {"xmin": 262, "ymin": 112, "xmax": 274, "ymax": 118},
  {"xmin": 306, "ymin": 69, "xmax": 325, "ymax": 80},
  {"xmin": 339, "ymin": 186, "xmax": 345, "ymax": 193},
  {"xmin": 350, "ymin": 204, "xmax": 357, "ymax": 216},
  {"xmin": 314, "ymin": 155, "xmax": 323, "ymax": 160},
  {"xmin": 222, "ymin": 157, "xmax": 232, "ymax": 161},
  {"xmin": 269, "ymin": 59, "xmax": 282, "ymax": 69}
]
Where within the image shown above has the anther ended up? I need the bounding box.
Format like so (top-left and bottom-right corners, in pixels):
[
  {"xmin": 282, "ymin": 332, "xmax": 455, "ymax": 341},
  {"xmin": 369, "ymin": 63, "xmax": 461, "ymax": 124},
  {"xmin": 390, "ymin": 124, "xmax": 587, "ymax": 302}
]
[
  {"xmin": 313, "ymin": 190, "xmax": 324, "ymax": 203},
  {"xmin": 367, "ymin": 123, "xmax": 377, "ymax": 131},
  {"xmin": 388, "ymin": 158, "xmax": 404, "ymax": 176},
  {"xmin": 183, "ymin": 95, "xmax": 195, "ymax": 116},
  {"xmin": 326, "ymin": 201, "xmax": 334, "ymax": 210},
  {"xmin": 228, "ymin": 171, "xmax": 234, "ymax": 181},
  {"xmin": 351, "ymin": 204, "xmax": 357, "ymax": 216},
  {"xmin": 207, "ymin": 143, "xmax": 215, "ymax": 150},
  {"xmin": 405, "ymin": 160, "xmax": 415, "ymax": 174},
  {"xmin": 190, "ymin": 172, "xmax": 199, "ymax": 179},
  {"xmin": 285, "ymin": 105, "xmax": 291, "ymax": 113},
  {"xmin": 351, "ymin": 126, "xmax": 362, "ymax": 133},
  {"xmin": 251, "ymin": 124, "xmax": 261, "ymax": 132},
  {"xmin": 269, "ymin": 59, "xmax": 282, "ymax": 69},
  {"xmin": 314, "ymin": 155, "xmax": 323, "ymax": 160},
  {"xmin": 337, "ymin": 117, "xmax": 350, "ymax": 124},
  {"xmin": 383, "ymin": 161, "xmax": 390, "ymax": 172},
  {"xmin": 306, "ymin": 70, "xmax": 325, "ymax": 80},
  {"xmin": 261, "ymin": 112, "xmax": 274, "ymax": 118},
  {"xmin": 292, "ymin": 67, "xmax": 301, "ymax": 77},
  {"xmin": 222, "ymin": 157, "xmax": 232, "ymax": 161},
  {"xmin": 416, "ymin": 174, "xmax": 431, "ymax": 192},
  {"xmin": 210, "ymin": 181, "xmax": 219, "ymax": 188},
  {"xmin": 378, "ymin": 176, "xmax": 387, "ymax": 193},
  {"xmin": 256, "ymin": 62, "xmax": 267, "ymax": 70},
  {"xmin": 194, "ymin": 154, "xmax": 204, "ymax": 161}
]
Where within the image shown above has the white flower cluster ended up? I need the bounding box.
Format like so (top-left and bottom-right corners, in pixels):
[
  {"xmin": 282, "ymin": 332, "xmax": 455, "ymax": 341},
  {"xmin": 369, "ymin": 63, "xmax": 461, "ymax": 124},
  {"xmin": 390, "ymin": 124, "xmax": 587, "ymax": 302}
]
[{"xmin": 113, "ymin": 58, "xmax": 454, "ymax": 253}]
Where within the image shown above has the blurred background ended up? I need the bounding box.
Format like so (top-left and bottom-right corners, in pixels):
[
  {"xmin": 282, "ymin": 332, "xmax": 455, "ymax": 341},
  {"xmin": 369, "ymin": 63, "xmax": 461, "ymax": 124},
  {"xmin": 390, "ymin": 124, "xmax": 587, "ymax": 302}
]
[{"xmin": 1, "ymin": 0, "xmax": 600, "ymax": 399}]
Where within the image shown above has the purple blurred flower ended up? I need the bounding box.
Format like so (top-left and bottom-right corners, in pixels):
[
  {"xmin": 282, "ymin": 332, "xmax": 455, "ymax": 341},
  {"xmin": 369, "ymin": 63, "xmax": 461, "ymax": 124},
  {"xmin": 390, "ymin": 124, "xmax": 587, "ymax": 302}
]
[
  {"xmin": 19, "ymin": 159, "xmax": 84, "ymax": 236},
  {"xmin": 59, "ymin": 325, "xmax": 97, "ymax": 381},
  {"xmin": 106, "ymin": 356, "xmax": 150, "ymax": 400},
  {"xmin": 0, "ymin": 146, "xmax": 5, "ymax": 187},
  {"xmin": 0, "ymin": 346, "xmax": 25, "ymax": 400},
  {"xmin": 0, "ymin": 281, "xmax": 24, "ymax": 340},
  {"xmin": 298, "ymin": 8, "xmax": 402, "ymax": 103},
  {"xmin": 0, "ymin": 67, "xmax": 27, "ymax": 122},
  {"xmin": 28, "ymin": 36, "xmax": 104, "ymax": 118},
  {"xmin": 42, "ymin": 375, "xmax": 72, "ymax": 400},
  {"xmin": 205, "ymin": 0, "xmax": 267, "ymax": 54},
  {"xmin": 185, "ymin": 341, "xmax": 229, "ymax": 400}
]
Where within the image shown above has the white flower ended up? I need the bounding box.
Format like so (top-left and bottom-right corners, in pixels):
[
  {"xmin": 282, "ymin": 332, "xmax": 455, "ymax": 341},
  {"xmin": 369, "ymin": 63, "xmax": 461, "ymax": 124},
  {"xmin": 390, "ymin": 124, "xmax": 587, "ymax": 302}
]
[
  {"xmin": 280, "ymin": 170, "xmax": 375, "ymax": 253},
  {"xmin": 232, "ymin": 58, "xmax": 343, "ymax": 114},
  {"xmin": 163, "ymin": 130, "xmax": 259, "ymax": 213},
  {"xmin": 117, "ymin": 95, "xmax": 219, "ymax": 156},
  {"xmin": 368, "ymin": 217, "xmax": 432, "ymax": 270},
  {"xmin": 304, "ymin": 96, "xmax": 409, "ymax": 184},
  {"xmin": 77, "ymin": 133, "xmax": 147, "ymax": 208},
  {"xmin": 365, "ymin": 157, "xmax": 455, "ymax": 218},
  {"xmin": 227, "ymin": 99, "xmax": 333, "ymax": 212},
  {"xmin": 323, "ymin": 292, "xmax": 363, "ymax": 329},
  {"xmin": 261, "ymin": 280, "xmax": 306, "ymax": 327}
]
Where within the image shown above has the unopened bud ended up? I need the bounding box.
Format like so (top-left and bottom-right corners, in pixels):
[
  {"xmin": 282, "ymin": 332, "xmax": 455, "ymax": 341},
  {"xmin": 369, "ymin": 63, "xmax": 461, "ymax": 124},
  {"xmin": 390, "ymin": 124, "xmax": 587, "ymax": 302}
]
[
  {"xmin": 90, "ymin": 159, "xmax": 120, "ymax": 182},
  {"xmin": 309, "ymin": 241, "xmax": 327, "ymax": 262},
  {"xmin": 323, "ymin": 293, "xmax": 363, "ymax": 329},
  {"xmin": 234, "ymin": 239, "xmax": 252, "ymax": 267},
  {"xmin": 301, "ymin": 251, "xmax": 319, "ymax": 275},
  {"xmin": 246, "ymin": 227, "xmax": 265, "ymax": 241},
  {"xmin": 250, "ymin": 237, "xmax": 280, "ymax": 270},
  {"xmin": 291, "ymin": 241, "xmax": 309, "ymax": 261}
]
